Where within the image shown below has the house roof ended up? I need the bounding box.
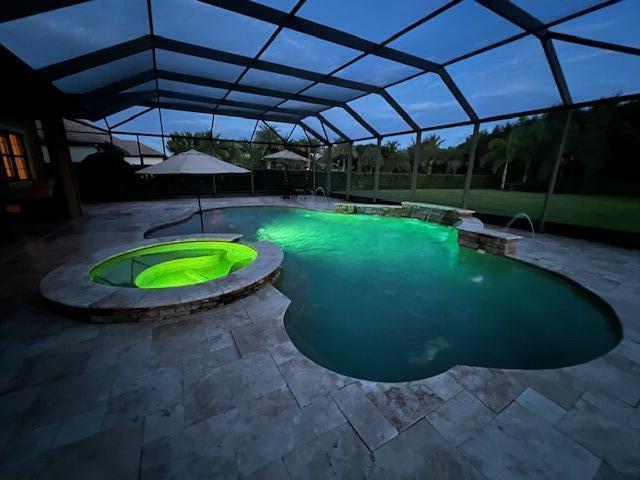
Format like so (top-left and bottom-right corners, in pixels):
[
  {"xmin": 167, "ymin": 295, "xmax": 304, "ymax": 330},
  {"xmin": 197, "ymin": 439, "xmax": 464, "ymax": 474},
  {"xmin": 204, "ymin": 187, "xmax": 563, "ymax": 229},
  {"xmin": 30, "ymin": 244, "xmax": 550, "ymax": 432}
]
[{"xmin": 61, "ymin": 119, "xmax": 163, "ymax": 157}]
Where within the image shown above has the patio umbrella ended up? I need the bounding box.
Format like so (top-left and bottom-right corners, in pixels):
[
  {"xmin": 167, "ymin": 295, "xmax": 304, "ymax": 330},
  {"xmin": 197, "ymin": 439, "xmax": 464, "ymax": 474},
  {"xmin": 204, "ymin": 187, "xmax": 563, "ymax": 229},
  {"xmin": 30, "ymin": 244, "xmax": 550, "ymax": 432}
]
[
  {"xmin": 136, "ymin": 149, "xmax": 250, "ymax": 230},
  {"xmin": 263, "ymin": 149, "xmax": 310, "ymax": 169}
]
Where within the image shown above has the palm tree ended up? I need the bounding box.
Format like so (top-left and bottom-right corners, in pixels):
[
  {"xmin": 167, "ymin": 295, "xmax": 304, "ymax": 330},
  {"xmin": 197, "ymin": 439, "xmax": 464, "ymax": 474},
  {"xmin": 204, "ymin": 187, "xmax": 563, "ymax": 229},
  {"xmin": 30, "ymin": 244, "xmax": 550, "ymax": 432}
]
[
  {"xmin": 381, "ymin": 140, "xmax": 410, "ymax": 173},
  {"xmin": 419, "ymin": 135, "xmax": 444, "ymax": 174},
  {"xmin": 480, "ymin": 128, "xmax": 521, "ymax": 190},
  {"xmin": 331, "ymin": 143, "xmax": 357, "ymax": 171},
  {"xmin": 166, "ymin": 130, "xmax": 215, "ymax": 155},
  {"xmin": 357, "ymin": 144, "xmax": 379, "ymax": 173}
]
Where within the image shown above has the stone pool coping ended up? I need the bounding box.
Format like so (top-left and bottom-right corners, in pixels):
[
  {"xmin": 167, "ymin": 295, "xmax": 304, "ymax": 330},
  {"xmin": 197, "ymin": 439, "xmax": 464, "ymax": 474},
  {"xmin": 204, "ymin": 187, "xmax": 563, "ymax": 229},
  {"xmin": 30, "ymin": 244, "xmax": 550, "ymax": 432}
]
[{"xmin": 39, "ymin": 234, "xmax": 283, "ymax": 323}]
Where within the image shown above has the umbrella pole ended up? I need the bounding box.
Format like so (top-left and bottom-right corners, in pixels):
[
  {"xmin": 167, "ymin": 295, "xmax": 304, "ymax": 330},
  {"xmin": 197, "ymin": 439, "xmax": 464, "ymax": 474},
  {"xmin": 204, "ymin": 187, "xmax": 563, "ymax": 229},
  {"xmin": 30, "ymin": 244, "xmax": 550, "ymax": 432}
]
[
  {"xmin": 197, "ymin": 185, "xmax": 204, "ymax": 232},
  {"xmin": 212, "ymin": 174, "xmax": 217, "ymax": 197}
]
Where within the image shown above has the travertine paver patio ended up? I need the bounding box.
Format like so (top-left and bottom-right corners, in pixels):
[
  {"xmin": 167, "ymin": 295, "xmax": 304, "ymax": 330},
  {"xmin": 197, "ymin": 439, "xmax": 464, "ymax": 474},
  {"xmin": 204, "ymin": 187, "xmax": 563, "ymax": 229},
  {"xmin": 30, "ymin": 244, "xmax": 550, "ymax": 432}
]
[{"xmin": 0, "ymin": 196, "xmax": 639, "ymax": 479}]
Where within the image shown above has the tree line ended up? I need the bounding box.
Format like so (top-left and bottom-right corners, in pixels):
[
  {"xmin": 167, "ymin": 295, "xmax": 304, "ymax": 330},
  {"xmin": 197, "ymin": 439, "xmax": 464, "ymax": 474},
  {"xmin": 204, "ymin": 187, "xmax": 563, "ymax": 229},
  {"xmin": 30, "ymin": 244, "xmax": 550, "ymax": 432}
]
[{"xmin": 166, "ymin": 100, "xmax": 640, "ymax": 196}]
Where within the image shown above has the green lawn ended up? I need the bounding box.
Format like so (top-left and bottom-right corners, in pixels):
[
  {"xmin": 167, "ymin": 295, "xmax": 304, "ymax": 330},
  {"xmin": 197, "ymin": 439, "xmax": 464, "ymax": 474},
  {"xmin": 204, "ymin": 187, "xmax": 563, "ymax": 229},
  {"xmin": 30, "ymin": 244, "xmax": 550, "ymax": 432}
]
[{"xmin": 344, "ymin": 188, "xmax": 640, "ymax": 233}]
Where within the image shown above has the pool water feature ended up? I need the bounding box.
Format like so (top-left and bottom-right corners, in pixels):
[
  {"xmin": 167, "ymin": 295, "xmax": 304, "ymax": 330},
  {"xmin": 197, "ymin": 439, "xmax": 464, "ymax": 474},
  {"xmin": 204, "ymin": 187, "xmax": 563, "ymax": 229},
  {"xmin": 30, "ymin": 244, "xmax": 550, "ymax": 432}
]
[
  {"xmin": 149, "ymin": 207, "xmax": 621, "ymax": 382},
  {"xmin": 90, "ymin": 240, "xmax": 257, "ymax": 289}
]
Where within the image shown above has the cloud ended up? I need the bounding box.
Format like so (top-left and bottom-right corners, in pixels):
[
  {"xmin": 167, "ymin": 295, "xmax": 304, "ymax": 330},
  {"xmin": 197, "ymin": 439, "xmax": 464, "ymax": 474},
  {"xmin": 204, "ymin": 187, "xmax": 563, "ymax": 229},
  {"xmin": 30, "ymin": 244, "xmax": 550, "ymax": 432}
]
[
  {"xmin": 406, "ymin": 99, "xmax": 459, "ymax": 111},
  {"xmin": 560, "ymin": 47, "xmax": 611, "ymax": 65}
]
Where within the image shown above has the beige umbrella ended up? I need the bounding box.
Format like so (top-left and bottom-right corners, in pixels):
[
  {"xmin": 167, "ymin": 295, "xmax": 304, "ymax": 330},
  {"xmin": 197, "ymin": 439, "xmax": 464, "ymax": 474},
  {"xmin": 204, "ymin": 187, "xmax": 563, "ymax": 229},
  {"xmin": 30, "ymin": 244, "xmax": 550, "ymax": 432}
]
[
  {"xmin": 263, "ymin": 149, "xmax": 310, "ymax": 169},
  {"xmin": 137, "ymin": 149, "xmax": 250, "ymax": 229}
]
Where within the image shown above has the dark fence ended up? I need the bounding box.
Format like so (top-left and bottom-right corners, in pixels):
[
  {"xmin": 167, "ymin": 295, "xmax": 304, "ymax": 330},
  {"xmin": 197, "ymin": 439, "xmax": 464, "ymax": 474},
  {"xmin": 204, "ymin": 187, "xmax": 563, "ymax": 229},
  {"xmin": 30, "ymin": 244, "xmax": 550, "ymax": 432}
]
[
  {"xmin": 68, "ymin": 163, "xmax": 321, "ymax": 203},
  {"xmin": 65, "ymin": 160, "xmax": 504, "ymax": 203}
]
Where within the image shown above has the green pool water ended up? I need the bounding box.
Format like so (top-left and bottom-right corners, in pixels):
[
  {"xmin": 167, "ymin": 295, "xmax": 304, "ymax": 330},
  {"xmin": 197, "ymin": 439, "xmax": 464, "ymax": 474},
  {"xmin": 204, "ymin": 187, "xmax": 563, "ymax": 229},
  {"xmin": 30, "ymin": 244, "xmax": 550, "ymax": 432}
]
[
  {"xmin": 148, "ymin": 206, "xmax": 621, "ymax": 382},
  {"xmin": 90, "ymin": 241, "xmax": 257, "ymax": 289}
]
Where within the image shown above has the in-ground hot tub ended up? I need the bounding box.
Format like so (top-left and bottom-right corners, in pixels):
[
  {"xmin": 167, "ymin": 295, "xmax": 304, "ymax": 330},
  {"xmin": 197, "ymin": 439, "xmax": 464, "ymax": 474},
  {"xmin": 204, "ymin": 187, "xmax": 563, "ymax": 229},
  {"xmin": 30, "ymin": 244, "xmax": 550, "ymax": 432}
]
[
  {"xmin": 40, "ymin": 236, "xmax": 283, "ymax": 323},
  {"xmin": 90, "ymin": 240, "xmax": 258, "ymax": 289}
]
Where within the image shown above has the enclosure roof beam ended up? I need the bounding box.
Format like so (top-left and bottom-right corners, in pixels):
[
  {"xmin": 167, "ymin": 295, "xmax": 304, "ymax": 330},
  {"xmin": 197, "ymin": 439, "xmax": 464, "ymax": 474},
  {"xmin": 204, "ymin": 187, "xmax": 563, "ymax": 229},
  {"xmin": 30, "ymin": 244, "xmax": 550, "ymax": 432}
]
[
  {"xmin": 38, "ymin": 34, "xmax": 380, "ymax": 92},
  {"xmin": 548, "ymin": 32, "xmax": 640, "ymax": 57},
  {"xmin": 317, "ymin": 113, "xmax": 350, "ymax": 142},
  {"xmin": 475, "ymin": 0, "xmax": 545, "ymax": 34},
  {"xmin": 475, "ymin": 0, "xmax": 572, "ymax": 105},
  {"xmin": 158, "ymin": 90, "xmax": 308, "ymax": 117},
  {"xmin": 157, "ymin": 70, "xmax": 344, "ymax": 107},
  {"xmin": 38, "ymin": 36, "xmax": 154, "ymax": 80},
  {"xmin": 145, "ymin": 100, "xmax": 301, "ymax": 124},
  {"xmin": 541, "ymin": 38, "xmax": 572, "ymax": 105},
  {"xmin": 438, "ymin": 70, "xmax": 478, "ymax": 121},
  {"xmin": 260, "ymin": 120, "xmax": 288, "ymax": 144},
  {"xmin": 381, "ymin": 91, "xmax": 419, "ymax": 131},
  {"xmin": 200, "ymin": 0, "xmax": 440, "ymax": 72},
  {"xmin": 0, "ymin": 0, "xmax": 91, "ymax": 23},
  {"xmin": 81, "ymin": 70, "xmax": 156, "ymax": 100},
  {"xmin": 298, "ymin": 122, "xmax": 314, "ymax": 144},
  {"xmin": 88, "ymin": 90, "xmax": 158, "ymax": 120},
  {"xmin": 107, "ymin": 128, "xmax": 295, "ymax": 146},
  {"xmin": 343, "ymin": 104, "xmax": 379, "ymax": 138},
  {"xmin": 299, "ymin": 121, "xmax": 327, "ymax": 144},
  {"xmin": 109, "ymin": 106, "xmax": 156, "ymax": 129},
  {"xmin": 154, "ymin": 36, "xmax": 378, "ymax": 93}
]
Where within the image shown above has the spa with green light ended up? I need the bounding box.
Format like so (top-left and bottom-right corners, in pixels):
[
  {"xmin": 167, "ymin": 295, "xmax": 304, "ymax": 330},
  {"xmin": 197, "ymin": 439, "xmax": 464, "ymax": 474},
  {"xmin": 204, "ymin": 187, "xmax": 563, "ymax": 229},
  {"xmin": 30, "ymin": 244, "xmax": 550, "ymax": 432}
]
[
  {"xmin": 39, "ymin": 236, "xmax": 283, "ymax": 322},
  {"xmin": 90, "ymin": 240, "xmax": 257, "ymax": 289}
]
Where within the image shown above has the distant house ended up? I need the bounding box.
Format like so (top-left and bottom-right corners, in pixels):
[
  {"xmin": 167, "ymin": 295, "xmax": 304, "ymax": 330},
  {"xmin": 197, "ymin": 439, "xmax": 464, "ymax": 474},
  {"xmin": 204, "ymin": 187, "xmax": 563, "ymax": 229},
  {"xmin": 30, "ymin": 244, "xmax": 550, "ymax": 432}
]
[{"xmin": 37, "ymin": 119, "xmax": 164, "ymax": 166}]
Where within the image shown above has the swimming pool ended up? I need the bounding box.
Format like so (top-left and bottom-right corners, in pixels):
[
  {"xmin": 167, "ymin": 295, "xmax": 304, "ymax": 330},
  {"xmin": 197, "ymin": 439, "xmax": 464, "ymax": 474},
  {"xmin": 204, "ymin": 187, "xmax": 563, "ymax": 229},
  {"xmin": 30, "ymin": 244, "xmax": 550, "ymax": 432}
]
[{"xmin": 148, "ymin": 206, "xmax": 621, "ymax": 382}]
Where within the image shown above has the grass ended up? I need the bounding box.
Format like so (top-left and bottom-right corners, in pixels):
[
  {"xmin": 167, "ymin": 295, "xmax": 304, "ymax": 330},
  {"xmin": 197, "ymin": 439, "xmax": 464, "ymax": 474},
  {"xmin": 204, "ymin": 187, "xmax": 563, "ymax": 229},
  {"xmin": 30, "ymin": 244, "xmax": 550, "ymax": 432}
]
[{"xmin": 344, "ymin": 188, "xmax": 640, "ymax": 233}]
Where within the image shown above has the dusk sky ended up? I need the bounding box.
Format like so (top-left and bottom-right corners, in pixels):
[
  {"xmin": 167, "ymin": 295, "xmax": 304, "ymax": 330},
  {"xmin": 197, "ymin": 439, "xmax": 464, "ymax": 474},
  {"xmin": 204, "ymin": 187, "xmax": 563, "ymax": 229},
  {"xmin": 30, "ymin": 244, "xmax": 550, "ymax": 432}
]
[{"xmin": 0, "ymin": 0, "xmax": 638, "ymax": 152}]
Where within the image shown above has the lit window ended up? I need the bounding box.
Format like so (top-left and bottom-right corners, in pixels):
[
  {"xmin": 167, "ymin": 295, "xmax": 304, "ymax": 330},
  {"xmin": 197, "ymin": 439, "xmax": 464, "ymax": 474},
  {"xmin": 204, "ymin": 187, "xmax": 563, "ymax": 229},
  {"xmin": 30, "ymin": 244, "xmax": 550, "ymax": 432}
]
[{"xmin": 1, "ymin": 131, "xmax": 31, "ymax": 181}]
